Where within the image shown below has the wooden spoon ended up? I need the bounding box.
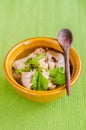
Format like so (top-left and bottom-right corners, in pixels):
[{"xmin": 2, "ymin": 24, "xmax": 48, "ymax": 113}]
[{"xmin": 57, "ymin": 29, "xmax": 73, "ymax": 96}]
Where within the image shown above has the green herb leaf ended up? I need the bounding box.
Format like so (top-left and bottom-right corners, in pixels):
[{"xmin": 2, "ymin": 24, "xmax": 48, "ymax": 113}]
[
  {"xmin": 24, "ymin": 58, "xmax": 32, "ymax": 65},
  {"xmin": 24, "ymin": 54, "xmax": 45, "ymax": 67},
  {"xmin": 35, "ymin": 54, "xmax": 45, "ymax": 61},
  {"xmin": 32, "ymin": 71, "xmax": 39, "ymax": 90},
  {"xmin": 38, "ymin": 70, "xmax": 48, "ymax": 90},
  {"xmin": 32, "ymin": 69, "xmax": 48, "ymax": 91},
  {"xmin": 15, "ymin": 69, "xmax": 23, "ymax": 74},
  {"xmin": 50, "ymin": 67, "xmax": 65, "ymax": 85},
  {"xmin": 23, "ymin": 65, "xmax": 32, "ymax": 72}
]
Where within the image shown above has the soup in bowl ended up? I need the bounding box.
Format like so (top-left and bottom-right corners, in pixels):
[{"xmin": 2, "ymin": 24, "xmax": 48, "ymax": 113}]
[{"xmin": 4, "ymin": 37, "xmax": 81, "ymax": 102}]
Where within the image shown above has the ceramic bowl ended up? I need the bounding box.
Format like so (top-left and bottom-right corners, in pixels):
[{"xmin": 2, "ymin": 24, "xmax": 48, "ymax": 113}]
[{"xmin": 4, "ymin": 37, "xmax": 81, "ymax": 102}]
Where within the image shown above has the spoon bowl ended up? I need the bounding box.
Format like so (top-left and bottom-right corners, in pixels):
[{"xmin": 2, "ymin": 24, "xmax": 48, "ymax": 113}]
[{"xmin": 58, "ymin": 28, "xmax": 73, "ymax": 48}]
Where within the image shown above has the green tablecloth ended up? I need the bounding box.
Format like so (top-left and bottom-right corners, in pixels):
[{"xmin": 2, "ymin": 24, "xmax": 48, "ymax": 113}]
[{"xmin": 0, "ymin": 0, "xmax": 85, "ymax": 130}]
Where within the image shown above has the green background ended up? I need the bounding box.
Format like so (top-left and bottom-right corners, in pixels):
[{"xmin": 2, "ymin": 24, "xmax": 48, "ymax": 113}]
[{"xmin": 0, "ymin": 0, "xmax": 85, "ymax": 130}]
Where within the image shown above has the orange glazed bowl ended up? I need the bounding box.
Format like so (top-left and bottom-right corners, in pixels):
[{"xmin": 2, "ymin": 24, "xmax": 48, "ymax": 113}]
[{"xmin": 4, "ymin": 37, "xmax": 81, "ymax": 102}]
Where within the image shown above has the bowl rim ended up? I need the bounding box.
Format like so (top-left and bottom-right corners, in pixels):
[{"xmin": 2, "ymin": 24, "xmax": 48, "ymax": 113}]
[{"xmin": 4, "ymin": 37, "xmax": 81, "ymax": 96}]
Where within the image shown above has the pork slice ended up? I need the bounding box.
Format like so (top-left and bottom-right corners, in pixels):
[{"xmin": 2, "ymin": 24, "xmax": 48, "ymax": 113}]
[
  {"xmin": 56, "ymin": 62, "xmax": 65, "ymax": 68},
  {"xmin": 46, "ymin": 50, "xmax": 59, "ymax": 61},
  {"xmin": 56, "ymin": 53, "xmax": 64, "ymax": 63},
  {"xmin": 12, "ymin": 48, "xmax": 45, "ymax": 69},
  {"xmin": 39, "ymin": 58, "xmax": 48, "ymax": 69},
  {"xmin": 55, "ymin": 53, "xmax": 65, "ymax": 68},
  {"xmin": 12, "ymin": 58, "xmax": 27, "ymax": 69},
  {"xmin": 12, "ymin": 52, "xmax": 37, "ymax": 69},
  {"xmin": 48, "ymin": 61, "xmax": 55, "ymax": 70},
  {"xmin": 21, "ymin": 71, "xmax": 36, "ymax": 89},
  {"xmin": 34, "ymin": 48, "xmax": 45, "ymax": 55}
]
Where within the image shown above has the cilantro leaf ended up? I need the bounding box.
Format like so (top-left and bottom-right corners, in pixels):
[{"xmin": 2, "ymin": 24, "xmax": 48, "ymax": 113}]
[
  {"xmin": 35, "ymin": 54, "xmax": 45, "ymax": 61},
  {"xmin": 32, "ymin": 71, "xmax": 39, "ymax": 90},
  {"xmin": 50, "ymin": 67, "xmax": 65, "ymax": 85},
  {"xmin": 32, "ymin": 70, "xmax": 48, "ymax": 91},
  {"xmin": 16, "ymin": 54, "xmax": 45, "ymax": 75},
  {"xmin": 24, "ymin": 54, "xmax": 45, "ymax": 65},
  {"xmin": 24, "ymin": 58, "xmax": 32, "ymax": 65},
  {"xmin": 38, "ymin": 70, "xmax": 48, "ymax": 90},
  {"xmin": 24, "ymin": 54, "xmax": 45, "ymax": 68},
  {"xmin": 15, "ymin": 69, "xmax": 23, "ymax": 74}
]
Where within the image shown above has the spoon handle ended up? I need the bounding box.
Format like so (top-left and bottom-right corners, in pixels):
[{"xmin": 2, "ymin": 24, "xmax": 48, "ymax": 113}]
[{"xmin": 64, "ymin": 48, "xmax": 70, "ymax": 96}]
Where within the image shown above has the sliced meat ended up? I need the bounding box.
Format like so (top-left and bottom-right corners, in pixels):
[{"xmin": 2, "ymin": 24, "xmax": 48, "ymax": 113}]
[
  {"xmin": 12, "ymin": 58, "xmax": 27, "ymax": 69},
  {"xmin": 12, "ymin": 48, "xmax": 45, "ymax": 69},
  {"xmin": 12, "ymin": 52, "xmax": 37, "ymax": 69},
  {"xmin": 55, "ymin": 53, "xmax": 65, "ymax": 68},
  {"xmin": 48, "ymin": 61, "xmax": 55, "ymax": 70},
  {"xmin": 56, "ymin": 62, "xmax": 65, "ymax": 68},
  {"xmin": 34, "ymin": 48, "xmax": 45, "ymax": 55},
  {"xmin": 46, "ymin": 50, "xmax": 59, "ymax": 61},
  {"xmin": 27, "ymin": 53, "xmax": 37, "ymax": 59},
  {"xmin": 39, "ymin": 58, "xmax": 48, "ymax": 69},
  {"xmin": 56, "ymin": 53, "xmax": 64, "ymax": 63},
  {"xmin": 21, "ymin": 71, "xmax": 36, "ymax": 89}
]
